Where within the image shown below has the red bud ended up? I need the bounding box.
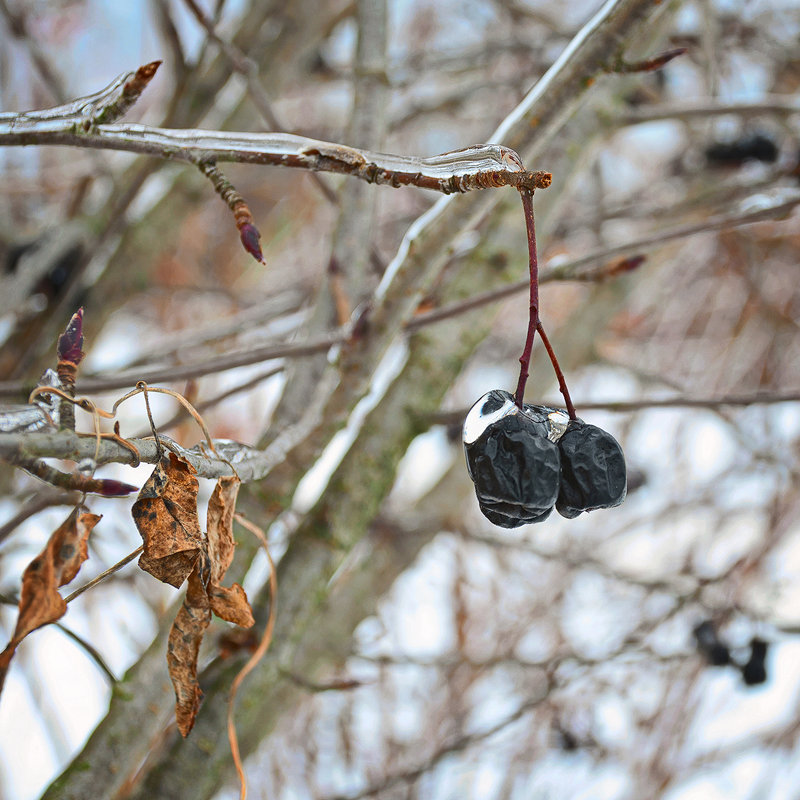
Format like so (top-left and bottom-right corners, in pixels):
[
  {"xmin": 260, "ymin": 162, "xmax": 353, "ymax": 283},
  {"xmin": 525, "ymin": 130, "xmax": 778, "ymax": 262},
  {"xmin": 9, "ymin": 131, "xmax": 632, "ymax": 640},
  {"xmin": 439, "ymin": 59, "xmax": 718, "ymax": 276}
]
[
  {"xmin": 57, "ymin": 308, "xmax": 85, "ymax": 366},
  {"xmin": 239, "ymin": 223, "xmax": 265, "ymax": 264},
  {"xmin": 94, "ymin": 479, "xmax": 139, "ymax": 497}
]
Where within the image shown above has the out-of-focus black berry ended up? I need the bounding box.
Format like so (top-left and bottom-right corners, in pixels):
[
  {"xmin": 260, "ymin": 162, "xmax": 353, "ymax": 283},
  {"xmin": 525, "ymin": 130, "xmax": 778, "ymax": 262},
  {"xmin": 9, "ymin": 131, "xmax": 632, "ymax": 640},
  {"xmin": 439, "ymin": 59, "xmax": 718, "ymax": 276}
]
[
  {"xmin": 693, "ymin": 621, "xmax": 731, "ymax": 667},
  {"xmin": 463, "ymin": 390, "xmax": 560, "ymax": 528},
  {"xmin": 741, "ymin": 638, "xmax": 768, "ymax": 686},
  {"xmin": 705, "ymin": 133, "xmax": 778, "ymax": 166},
  {"xmin": 556, "ymin": 421, "xmax": 626, "ymax": 518}
]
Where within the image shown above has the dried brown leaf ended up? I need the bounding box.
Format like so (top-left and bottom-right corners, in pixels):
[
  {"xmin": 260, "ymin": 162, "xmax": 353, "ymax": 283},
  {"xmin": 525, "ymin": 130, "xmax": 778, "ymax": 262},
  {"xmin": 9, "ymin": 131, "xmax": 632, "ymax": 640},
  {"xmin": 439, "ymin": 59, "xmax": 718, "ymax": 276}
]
[
  {"xmin": 209, "ymin": 584, "xmax": 254, "ymax": 628},
  {"xmin": 207, "ymin": 476, "xmax": 253, "ymax": 628},
  {"xmin": 207, "ymin": 476, "xmax": 239, "ymax": 583},
  {"xmin": 132, "ymin": 453, "xmax": 201, "ymax": 588},
  {"xmin": 0, "ymin": 508, "xmax": 101, "ymax": 694},
  {"xmin": 163, "ymin": 475, "xmax": 255, "ymax": 735},
  {"xmin": 167, "ymin": 564, "xmax": 211, "ymax": 737}
]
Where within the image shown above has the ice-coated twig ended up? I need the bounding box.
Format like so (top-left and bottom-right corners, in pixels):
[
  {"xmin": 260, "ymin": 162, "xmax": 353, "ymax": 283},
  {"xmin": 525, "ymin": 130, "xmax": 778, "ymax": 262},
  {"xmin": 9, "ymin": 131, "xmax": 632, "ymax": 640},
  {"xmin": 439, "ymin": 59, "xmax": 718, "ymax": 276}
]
[
  {"xmin": 0, "ymin": 62, "xmax": 161, "ymax": 129},
  {"xmin": 90, "ymin": 61, "xmax": 161, "ymax": 126},
  {"xmin": 180, "ymin": 0, "xmax": 339, "ymax": 205},
  {"xmin": 0, "ymin": 71, "xmax": 551, "ymax": 195}
]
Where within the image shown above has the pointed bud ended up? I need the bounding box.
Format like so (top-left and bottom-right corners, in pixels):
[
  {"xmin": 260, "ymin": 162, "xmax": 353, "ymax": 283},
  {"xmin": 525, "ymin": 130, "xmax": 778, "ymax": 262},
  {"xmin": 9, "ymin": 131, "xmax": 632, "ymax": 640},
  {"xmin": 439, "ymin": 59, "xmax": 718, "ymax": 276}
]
[
  {"xmin": 57, "ymin": 308, "xmax": 85, "ymax": 366},
  {"xmin": 239, "ymin": 223, "xmax": 265, "ymax": 264},
  {"xmin": 94, "ymin": 478, "xmax": 139, "ymax": 497}
]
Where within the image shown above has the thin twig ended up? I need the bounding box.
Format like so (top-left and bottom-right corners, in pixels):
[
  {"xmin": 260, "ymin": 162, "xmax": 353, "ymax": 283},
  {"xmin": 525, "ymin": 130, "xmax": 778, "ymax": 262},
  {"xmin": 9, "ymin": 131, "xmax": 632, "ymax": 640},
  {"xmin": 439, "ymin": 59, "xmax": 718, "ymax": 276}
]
[
  {"xmin": 64, "ymin": 546, "xmax": 144, "ymax": 604},
  {"xmin": 196, "ymin": 160, "xmax": 264, "ymax": 263},
  {"xmin": 0, "ymin": 489, "xmax": 81, "ymax": 546},
  {"xmin": 409, "ymin": 192, "xmax": 800, "ymax": 328},
  {"xmin": 324, "ymin": 692, "xmax": 549, "ymax": 800},
  {"xmin": 151, "ymin": 0, "xmax": 187, "ymax": 76},
  {"xmin": 0, "ymin": 0, "xmax": 68, "ymax": 102},
  {"xmin": 3, "ymin": 453, "xmax": 137, "ymax": 496},
  {"xmin": 620, "ymin": 95, "xmax": 800, "ymax": 125},
  {"xmin": 431, "ymin": 390, "xmax": 800, "ymax": 427},
  {"xmin": 181, "ymin": 0, "xmax": 341, "ymax": 204},
  {"xmin": 118, "ymin": 290, "xmax": 305, "ymax": 369},
  {"xmin": 54, "ymin": 622, "xmax": 117, "ymax": 684},
  {"xmin": 0, "ymin": 331, "xmax": 344, "ymax": 398}
]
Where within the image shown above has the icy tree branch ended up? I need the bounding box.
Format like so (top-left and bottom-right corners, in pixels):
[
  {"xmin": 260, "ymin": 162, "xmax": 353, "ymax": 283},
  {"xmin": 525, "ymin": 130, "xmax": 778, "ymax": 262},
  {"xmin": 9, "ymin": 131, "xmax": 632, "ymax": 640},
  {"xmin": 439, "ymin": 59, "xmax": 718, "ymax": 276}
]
[{"xmin": 0, "ymin": 100, "xmax": 551, "ymax": 195}]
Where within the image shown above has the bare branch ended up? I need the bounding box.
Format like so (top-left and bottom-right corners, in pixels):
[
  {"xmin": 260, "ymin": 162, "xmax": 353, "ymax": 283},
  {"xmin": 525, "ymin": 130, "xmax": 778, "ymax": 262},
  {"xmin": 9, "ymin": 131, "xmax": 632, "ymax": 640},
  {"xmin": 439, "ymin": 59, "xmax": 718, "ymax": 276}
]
[
  {"xmin": 63, "ymin": 547, "xmax": 144, "ymax": 604},
  {"xmin": 409, "ymin": 191, "xmax": 800, "ymax": 327},
  {"xmin": 0, "ymin": 0, "xmax": 68, "ymax": 102},
  {"xmin": 0, "ymin": 488, "xmax": 81, "ymax": 546},
  {"xmin": 323, "ymin": 692, "xmax": 551, "ymax": 800},
  {"xmin": 431, "ymin": 389, "xmax": 800, "ymax": 428},
  {"xmin": 0, "ymin": 331, "xmax": 342, "ymax": 399},
  {"xmin": 621, "ymin": 95, "xmax": 800, "ymax": 125}
]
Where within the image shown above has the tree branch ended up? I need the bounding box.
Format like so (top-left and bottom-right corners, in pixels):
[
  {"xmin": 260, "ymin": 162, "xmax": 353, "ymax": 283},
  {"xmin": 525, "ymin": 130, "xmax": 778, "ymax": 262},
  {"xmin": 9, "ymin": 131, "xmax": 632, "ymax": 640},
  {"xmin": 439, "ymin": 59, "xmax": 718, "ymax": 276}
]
[{"xmin": 0, "ymin": 114, "xmax": 551, "ymax": 194}]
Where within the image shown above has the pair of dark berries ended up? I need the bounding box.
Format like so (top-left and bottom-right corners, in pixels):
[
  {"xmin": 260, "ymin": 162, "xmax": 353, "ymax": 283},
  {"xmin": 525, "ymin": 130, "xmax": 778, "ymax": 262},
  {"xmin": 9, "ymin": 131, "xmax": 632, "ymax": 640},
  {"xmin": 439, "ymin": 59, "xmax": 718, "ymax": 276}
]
[
  {"xmin": 463, "ymin": 389, "xmax": 626, "ymax": 528},
  {"xmin": 693, "ymin": 621, "xmax": 768, "ymax": 686}
]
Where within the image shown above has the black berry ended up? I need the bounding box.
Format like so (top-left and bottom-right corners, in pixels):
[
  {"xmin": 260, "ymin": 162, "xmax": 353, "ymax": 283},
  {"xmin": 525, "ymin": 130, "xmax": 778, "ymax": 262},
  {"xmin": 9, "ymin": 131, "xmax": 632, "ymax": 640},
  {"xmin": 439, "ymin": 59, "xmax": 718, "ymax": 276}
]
[
  {"xmin": 556, "ymin": 421, "xmax": 626, "ymax": 519},
  {"xmin": 741, "ymin": 638, "xmax": 768, "ymax": 686},
  {"xmin": 705, "ymin": 133, "xmax": 778, "ymax": 166},
  {"xmin": 463, "ymin": 390, "xmax": 561, "ymax": 528},
  {"xmin": 693, "ymin": 621, "xmax": 731, "ymax": 667}
]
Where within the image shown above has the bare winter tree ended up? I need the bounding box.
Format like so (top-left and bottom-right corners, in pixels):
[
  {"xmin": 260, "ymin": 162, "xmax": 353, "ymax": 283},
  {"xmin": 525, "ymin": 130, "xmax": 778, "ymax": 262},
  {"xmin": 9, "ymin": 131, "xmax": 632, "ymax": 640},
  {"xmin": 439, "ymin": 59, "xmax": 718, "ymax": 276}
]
[{"xmin": 1, "ymin": 0, "xmax": 800, "ymax": 798}]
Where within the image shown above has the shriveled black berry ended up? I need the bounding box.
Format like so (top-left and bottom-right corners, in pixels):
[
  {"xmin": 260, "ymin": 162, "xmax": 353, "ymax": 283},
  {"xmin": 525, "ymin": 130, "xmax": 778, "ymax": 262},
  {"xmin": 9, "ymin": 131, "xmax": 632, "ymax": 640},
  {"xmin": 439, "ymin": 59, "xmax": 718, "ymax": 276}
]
[
  {"xmin": 556, "ymin": 421, "xmax": 626, "ymax": 518},
  {"xmin": 705, "ymin": 133, "xmax": 778, "ymax": 166},
  {"xmin": 741, "ymin": 638, "xmax": 768, "ymax": 686},
  {"xmin": 693, "ymin": 621, "xmax": 731, "ymax": 667},
  {"xmin": 463, "ymin": 390, "xmax": 560, "ymax": 528}
]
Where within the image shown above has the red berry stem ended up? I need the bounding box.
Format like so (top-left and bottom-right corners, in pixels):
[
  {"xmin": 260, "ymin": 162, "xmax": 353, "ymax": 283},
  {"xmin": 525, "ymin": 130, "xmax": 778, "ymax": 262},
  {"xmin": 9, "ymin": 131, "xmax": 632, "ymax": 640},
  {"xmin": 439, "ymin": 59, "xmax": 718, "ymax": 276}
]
[
  {"xmin": 536, "ymin": 321, "xmax": 577, "ymax": 421},
  {"xmin": 513, "ymin": 189, "xmax": 577, "ymax": 420},
  {"xmin": 514, "ymin": 189, "xmax": 540, "ymax": 408}
]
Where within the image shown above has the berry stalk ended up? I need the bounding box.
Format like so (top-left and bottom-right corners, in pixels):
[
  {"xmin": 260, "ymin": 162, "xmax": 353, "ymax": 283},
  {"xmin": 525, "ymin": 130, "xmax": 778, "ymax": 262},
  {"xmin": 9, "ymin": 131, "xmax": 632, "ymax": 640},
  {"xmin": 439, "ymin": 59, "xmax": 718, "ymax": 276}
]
[
  {"xmin": 513, "ymin": 189, "xmax": 577, "ymax": 420},
  {"xmin": 536, "ymin": 321, "xmax": 576, "ymax": 420},
  {"xmin": 513, "ymin": 189, "xmax": 540, "ymax": 408}
]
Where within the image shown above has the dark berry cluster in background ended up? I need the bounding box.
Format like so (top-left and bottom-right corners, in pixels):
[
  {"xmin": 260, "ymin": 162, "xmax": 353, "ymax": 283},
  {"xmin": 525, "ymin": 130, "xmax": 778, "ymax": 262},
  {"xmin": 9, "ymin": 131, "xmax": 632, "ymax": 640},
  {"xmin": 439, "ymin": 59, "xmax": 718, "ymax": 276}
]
[
  {"xmin": 704, "ymin": 132, "xmax": 779, "ymax": 167},
  {"xmin": 463, "ymin": 389, "xmax": 627, "ymax": 528},
  {"xmin": 693, "ymin": 620, "xmax": 769, "ymax": 687}
]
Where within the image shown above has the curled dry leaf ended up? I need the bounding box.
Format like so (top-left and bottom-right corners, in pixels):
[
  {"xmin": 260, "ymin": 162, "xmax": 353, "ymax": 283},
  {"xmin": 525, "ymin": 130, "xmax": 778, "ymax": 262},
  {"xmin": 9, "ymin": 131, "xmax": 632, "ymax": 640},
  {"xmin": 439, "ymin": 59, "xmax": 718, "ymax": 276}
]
[
  {"xmin": 166, "ymin": 476, "xmax": 253, "ymax": 737},
  {"xmin": 167, "ymin": 565, "xmax": 211, "ymax": 737},
  {"xmin": 207, "ymin": 476, "xmax": 254, "ymax": 628},
  {"xmin": 132, "ymin": 453, "xmax": 202, "ymax": 588},
  {"xmin": 0, "ymin": 508, "xmax": 101, "ymax": 695}
]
